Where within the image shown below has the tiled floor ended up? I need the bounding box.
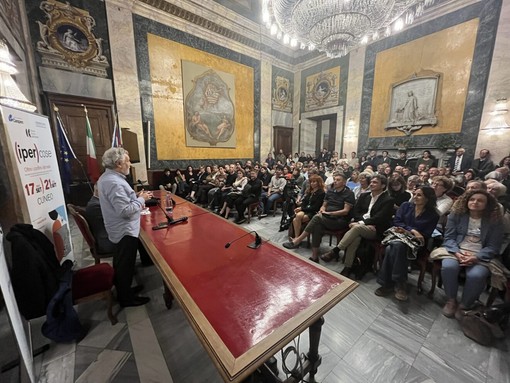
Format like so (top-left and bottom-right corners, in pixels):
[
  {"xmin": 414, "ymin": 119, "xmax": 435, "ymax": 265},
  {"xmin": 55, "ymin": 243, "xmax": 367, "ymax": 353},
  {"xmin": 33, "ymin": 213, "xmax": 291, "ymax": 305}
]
[{"xmin": 1, "ymin": 211, "xmax": 509, "ymax": 382}]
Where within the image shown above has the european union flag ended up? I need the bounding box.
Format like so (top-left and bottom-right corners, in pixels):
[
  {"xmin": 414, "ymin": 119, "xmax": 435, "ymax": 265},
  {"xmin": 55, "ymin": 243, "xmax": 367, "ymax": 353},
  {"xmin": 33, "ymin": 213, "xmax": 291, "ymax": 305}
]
[{"xmin": 56, "ymin": 114, "xmax": 76, "ymax": 195}]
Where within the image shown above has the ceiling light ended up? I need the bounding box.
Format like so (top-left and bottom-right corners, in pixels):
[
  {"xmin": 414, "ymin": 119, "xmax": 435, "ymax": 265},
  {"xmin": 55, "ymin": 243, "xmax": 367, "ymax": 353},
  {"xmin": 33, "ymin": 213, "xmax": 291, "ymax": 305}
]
[{"xmin": 263, "ymin": 0, "xmax": 437, "ymax": 57}]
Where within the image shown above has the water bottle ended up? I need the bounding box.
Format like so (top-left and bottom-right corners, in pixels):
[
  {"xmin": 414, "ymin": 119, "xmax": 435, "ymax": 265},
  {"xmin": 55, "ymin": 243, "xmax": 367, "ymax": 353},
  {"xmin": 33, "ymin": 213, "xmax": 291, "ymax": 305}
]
[{"xmin": 165, "ymin": 192, "xmax": 174, "ymax": 220}]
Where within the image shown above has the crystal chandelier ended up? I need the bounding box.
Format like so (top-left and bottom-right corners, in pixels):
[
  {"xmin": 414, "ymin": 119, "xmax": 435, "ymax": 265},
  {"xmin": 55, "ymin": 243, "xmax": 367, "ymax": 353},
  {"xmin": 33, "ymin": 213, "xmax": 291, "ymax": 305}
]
[
  {"xmin": 0, "ymin": 40, "xmax": 37, "ymax": 112},
  {"xmin": 262, "ymin": 0, "xmax": 438, "ymax": 58}
]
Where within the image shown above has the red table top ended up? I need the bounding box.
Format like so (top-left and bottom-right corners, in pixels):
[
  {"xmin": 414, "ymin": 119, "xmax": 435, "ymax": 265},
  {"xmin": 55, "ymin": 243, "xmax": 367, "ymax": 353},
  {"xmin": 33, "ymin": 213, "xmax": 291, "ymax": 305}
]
[{"xmin": 139, "ymin": 194, "xmax": 357, "ymax": 381}]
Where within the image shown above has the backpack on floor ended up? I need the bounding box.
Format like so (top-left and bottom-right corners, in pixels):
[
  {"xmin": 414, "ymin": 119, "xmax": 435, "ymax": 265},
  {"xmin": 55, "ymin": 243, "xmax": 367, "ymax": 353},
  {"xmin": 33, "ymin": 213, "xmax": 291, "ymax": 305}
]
[{"xmin": 351, "ymin": 241, "xmax": 376, "ymax": 280}]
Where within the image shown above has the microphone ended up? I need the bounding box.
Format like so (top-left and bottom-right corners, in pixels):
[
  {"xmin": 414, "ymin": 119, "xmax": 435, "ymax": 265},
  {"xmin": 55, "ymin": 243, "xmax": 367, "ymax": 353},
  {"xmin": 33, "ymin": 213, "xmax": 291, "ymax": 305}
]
[
  {"xmin": 225, "ymin": 230, "xmax": 262, "ymax": 249},
  {"xmin": 152, "ymin": 201, "xmax": 188, "ymax": 230}
]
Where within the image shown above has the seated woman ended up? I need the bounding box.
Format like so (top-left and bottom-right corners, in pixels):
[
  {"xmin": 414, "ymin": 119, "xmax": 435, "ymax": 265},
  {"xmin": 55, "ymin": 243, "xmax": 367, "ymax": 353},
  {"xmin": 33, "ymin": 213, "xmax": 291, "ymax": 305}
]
[
  {"xmin": 196, "ymin": 165, "xmax": 218, "ymax": 205},
  {"xmin": 289, "ymin": 175, "xmax": 325, "ymax": 238},
  {"xmin": 174, "ymin": 169, "xmax": 187, "ymax": 196},
  {"xmin": 218, "ymin": 169, "xmax": 247, "ymax": 218},
  {"xmin": 388, "ymin": 175, "xmax": 411, "ymax": 211},
  {"xmin": 183, "ymin": 165, "xmax": 196, "ymax": 197},
  {"xmin": 188, "ymin": 165, "xmax": 210, "ymax": 202},
  {"xmin": 207, "ymin": 167, "xmax": 227, "ymax": 209},
  {"xmin": 441, "ymin": 190, "xmax": 503, "ymax": 318},
  {"xmin": 353, "ymin": 172, "xmax": 371, "ymax": 199},
  {"xmin": 415, "ymin": 150, "xmax": 435, "ymax": 172},
  {"xmin": 430, "ymin": 175, "xmax": 454, "ymax": 230},
  {"xmin": 376, "ymin": 186, "xmax": 439, "ymax": 301}
]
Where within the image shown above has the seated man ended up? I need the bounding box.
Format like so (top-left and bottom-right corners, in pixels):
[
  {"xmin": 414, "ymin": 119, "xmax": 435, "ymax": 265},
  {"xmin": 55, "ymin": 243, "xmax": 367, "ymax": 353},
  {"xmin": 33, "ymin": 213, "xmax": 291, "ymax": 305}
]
[
  {"xmin": 283, "ymin": 172, "xmax": 355, "ymax": 263},
  {"xmin": 158, "ymin": 168, "xmax": 176, "ymax": 194},
  {"xmin": 260, "ymin": 166, "xmax": 286, "ymax": 217},
  {"xmin": 320, "ymin": 174, "xmax": 395, "ymax": 278}
]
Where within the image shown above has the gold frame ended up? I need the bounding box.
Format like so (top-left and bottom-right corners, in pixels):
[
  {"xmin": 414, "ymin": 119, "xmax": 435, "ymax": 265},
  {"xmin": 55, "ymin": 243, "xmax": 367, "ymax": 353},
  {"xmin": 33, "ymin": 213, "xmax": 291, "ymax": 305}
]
[{"xmin": 36, "ymin": 0, "xmax": 109, "ymax": 76}]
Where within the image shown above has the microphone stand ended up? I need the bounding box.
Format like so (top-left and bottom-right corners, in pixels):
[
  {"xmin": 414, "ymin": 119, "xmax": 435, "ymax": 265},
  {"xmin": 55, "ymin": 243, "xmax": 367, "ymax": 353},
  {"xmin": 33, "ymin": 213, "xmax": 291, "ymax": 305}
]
[
  {"xmin": 225, "ymin": 230, "xmax": 262, "ymax": 249},
  {"xmin": 152, "ymin": 202, "xmax": 188, "ymax": 230}
]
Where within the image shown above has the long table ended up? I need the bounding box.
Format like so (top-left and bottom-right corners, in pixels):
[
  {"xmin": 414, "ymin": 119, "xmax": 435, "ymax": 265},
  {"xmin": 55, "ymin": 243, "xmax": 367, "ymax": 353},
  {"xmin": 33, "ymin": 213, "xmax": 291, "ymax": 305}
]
[{"xmin": 139, "ymin": 195, "xmax": 357, "ymax": 382}]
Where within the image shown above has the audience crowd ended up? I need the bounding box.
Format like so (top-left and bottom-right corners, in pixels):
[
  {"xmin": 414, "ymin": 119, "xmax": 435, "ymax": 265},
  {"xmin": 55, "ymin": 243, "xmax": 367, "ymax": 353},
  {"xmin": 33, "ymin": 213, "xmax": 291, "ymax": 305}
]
[{"xmin": 154, "ymin": 147, "xmax": 510, "ymax": 322}]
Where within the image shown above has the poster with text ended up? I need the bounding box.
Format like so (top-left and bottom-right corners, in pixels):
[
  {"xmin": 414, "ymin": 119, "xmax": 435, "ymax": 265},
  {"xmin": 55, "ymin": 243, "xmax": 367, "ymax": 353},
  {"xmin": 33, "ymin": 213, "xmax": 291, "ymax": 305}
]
[{"xmin": 1, "ymin": 106, "xmax": 73, "ymax": 261}]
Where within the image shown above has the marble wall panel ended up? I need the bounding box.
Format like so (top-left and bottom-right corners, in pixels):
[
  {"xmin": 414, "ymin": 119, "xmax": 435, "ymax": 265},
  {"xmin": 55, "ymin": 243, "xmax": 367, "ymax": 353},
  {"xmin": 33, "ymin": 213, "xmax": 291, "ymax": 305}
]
[
  {"xmin": 343, "ymin": 47, "xmax": 366, "ymax": 156},
  {"xmin": 39, "ymin": 67, "xmax": 113, "ymax": 100},
  {"xmin": 292, "ymin": 71, "xmax": 302, "ymax": 153},
  {"xmin": 475, "ymin": 0, "xmax": 510, "ymax": 162},
  {"xmin": 132, "ymin": 13, "xmax": 261, "ymax": 169},
  {"xmin": 105, "ymin": 2, "xmax": 147, "ymax": 180},
  {"xmin": 358, "ymin": 0, "xmax": 502, "ymax": 161},
  {"xmin": 260, "ymin": 59, "xmax": 272, "ymax": 159},
  {"xmin": 300, "ymin": 106, "xmax": 344, "ymax": 157},
  {"xmin": 299, "ymin": 56, "xmax": 349, "ymax": 155}
]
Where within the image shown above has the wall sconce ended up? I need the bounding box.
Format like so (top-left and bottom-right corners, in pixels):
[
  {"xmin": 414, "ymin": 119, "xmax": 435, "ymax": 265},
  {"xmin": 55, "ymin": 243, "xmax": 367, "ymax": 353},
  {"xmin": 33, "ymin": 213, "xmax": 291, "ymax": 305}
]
[
  {"xmin": 0, "ymin": 40, "xmax": 36, "ymax": 112},
  {"xmin": 482, "ymin": 98, "xmax": 509, "ymax": 135}
]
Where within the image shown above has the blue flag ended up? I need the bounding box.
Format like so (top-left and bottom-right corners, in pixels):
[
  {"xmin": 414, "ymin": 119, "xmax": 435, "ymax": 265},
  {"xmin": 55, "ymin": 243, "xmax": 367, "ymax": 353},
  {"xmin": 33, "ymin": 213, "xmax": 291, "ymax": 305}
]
[{"xmin": 56, "ymin": 114, "xmax": 76, "ymax": 194}]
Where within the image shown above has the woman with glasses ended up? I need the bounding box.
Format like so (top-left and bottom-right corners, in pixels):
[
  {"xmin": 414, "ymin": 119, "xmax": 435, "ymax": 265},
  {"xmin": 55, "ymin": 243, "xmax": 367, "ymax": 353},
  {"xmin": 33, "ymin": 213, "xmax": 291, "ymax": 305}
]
[{"xmin": 430, "ymin": 176, "xmax": 454, "ymax": 217}]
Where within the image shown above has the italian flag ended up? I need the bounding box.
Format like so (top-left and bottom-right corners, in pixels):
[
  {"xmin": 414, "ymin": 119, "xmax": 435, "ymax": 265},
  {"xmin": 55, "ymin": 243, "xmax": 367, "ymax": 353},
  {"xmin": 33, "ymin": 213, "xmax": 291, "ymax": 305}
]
[{"xmin": 84, "ymin": 106, "xmax": 100, "ymax": 183}]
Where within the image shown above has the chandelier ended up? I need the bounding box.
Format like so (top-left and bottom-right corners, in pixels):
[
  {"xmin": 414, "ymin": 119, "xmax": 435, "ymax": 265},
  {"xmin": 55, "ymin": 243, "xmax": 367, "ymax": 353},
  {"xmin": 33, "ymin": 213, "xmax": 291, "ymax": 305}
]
[{"xmin": 262, "ymin": 0, "xmax": 438, "ymax": 58}]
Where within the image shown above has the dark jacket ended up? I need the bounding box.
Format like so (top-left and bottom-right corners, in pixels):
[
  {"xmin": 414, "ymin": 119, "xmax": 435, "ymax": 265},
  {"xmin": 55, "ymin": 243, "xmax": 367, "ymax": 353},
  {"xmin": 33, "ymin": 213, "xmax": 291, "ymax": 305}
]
[
  {"xmin": 394, "ymin": 202, "xmax": 440, "ymax": 239},
  {"xmin": 244, "ymin": 178, "xmax": 263, "ymax": 198},
  {"xmin": 448, "ymin": 155, "xmax": 472, "ymax": 173},
  {"xmin": 6, "ymin": 224, "xmax": 60, "ymax": 320},
  {"xmin": 471, "ymin": 158, "xmax": 495, "ymax": 179},
  {"xmin": 443, "ymin": 213, "xmax": 503, "ymax": 261},
  {"xmin": 300, "ymin": 189, "xmax": 325, "ymax": 216},
  {"xmin": 352, "ymin": 191, "xmax": 395, "ymax": 237}
]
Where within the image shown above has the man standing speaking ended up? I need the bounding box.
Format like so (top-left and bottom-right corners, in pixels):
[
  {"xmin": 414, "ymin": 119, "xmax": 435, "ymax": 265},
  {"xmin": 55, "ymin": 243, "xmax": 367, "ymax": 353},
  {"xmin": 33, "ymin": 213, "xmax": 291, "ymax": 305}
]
[{"xmin": 98, "ymin": 147, "xmax": 153, "ymax": 307}]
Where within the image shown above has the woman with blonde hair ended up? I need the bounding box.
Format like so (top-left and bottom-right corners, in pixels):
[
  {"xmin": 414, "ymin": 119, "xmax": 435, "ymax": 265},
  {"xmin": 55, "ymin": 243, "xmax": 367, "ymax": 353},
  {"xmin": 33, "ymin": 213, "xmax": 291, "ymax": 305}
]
[
  {"xmin": 441, "ymin": 189, "xmax": 503, "ymax": 318},
  {"xmin": 289, "ymin": 175, "xmax": 325, "ymax": 238}
]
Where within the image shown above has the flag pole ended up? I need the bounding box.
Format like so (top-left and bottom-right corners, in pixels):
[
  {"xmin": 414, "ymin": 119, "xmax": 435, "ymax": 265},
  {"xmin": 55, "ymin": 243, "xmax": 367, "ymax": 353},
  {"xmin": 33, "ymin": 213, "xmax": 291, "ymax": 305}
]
[
  {"xmin": 147, "ymin": 120, "xmax": 151, "ymax": 169},
  {"xmin": 81, "ymin": 104, "xmax": 101, "ymax": 185},
  {"xmin": 53, "ymin": 104, "xmax": 93, "ymax": 194}
]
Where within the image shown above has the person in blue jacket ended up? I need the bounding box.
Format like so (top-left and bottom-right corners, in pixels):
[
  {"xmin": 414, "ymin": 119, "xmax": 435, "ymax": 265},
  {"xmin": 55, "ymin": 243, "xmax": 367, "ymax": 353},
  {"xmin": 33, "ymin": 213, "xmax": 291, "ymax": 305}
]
[{"xmin": 441, "ymin": 189, "xmax": 503, "ymax": 319}]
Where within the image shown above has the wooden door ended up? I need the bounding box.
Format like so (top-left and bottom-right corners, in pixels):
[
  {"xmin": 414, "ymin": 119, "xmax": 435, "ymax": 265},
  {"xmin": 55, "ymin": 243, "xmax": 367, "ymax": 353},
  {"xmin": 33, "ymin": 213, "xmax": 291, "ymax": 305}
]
[
  {"xmin": 273, "ymin": 126, "xmax": 293, "ymax": 157},
  {"xmin": 47, "ymin": 94, "xmax": 114, "ymax": 183},
  {"xmin": 46, "ymin": 95, "xmax": 115, "ymax": 205}
]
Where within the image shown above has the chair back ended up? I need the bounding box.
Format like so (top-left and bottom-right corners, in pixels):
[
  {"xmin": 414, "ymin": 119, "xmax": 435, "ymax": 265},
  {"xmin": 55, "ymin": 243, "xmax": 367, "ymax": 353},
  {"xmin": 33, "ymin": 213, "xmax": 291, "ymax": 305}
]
[{"xmin": 67, "ymin": 203, "xmax": 97, "ymax": 255}]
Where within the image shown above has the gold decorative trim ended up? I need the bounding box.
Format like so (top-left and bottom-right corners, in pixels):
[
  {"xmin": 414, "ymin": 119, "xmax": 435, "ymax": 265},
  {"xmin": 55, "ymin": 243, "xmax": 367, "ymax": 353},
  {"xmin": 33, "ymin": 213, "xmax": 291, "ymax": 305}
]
[
  {"xmin": 36, "ymin": 0, "xmax": 109, "ymax": 77},
  {"xmin": 139, "ymin": 0, "xmax": 260, "ymax": 49},
  {"xmin": 305, "ymin": 68, "xmax": 340, "ymax": 112},
  {"xmin": 272, "ymin": 76, "xmax": 292, "ymax": 112}
]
